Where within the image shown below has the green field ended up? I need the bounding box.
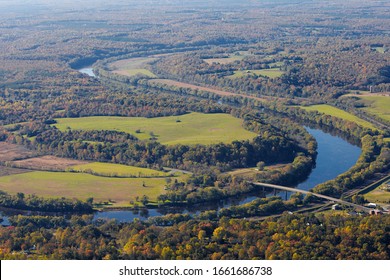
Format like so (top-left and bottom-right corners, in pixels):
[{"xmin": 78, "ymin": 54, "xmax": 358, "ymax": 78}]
[
  {"xmin": 364, "ymin": 184, "xmax": 390, "ymax": 204},
  {"xmin": 0, "ymin": 171, "xmax": 171, "ymax": 207},
  {"xmin": 119, "ymin": 68, "xmax": 156, "ymax": 77},
  {"xmin": 69, "ymin": 162, "xmax": 167, "ymax": 177},
  {"xmin": 204, "ymin": 55, "xmax": 245, "ymax": 65},
  {"xmin": 358, "ymin": 96, "xmax": 390, "ymax": 122},
  {"xmin": 228, "ymin": 69, "xmax": 284, "ymax": 79},
  {"xmin": 300, "ymin": 104, "xmax": 376, "ymax": 129},
  {"xmin": 54, "ymin": 112, "xmax": 257, "ymax": 145},
  {"xmin": 372, "ymin": 47, "xmax": 386, "ymax": 53},
  {"xmin": 110, "ymin": 57, "xmax": 157, "ymax": 77}
]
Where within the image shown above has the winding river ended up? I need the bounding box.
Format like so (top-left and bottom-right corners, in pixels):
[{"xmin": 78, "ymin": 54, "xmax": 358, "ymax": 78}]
[
  {"xmin": 91, "ymin": 127, "xmax": 361, "ymax": 222},
  {"xmin": 0, "ymin": 68, "xmax": 362, "ymax": 225}
]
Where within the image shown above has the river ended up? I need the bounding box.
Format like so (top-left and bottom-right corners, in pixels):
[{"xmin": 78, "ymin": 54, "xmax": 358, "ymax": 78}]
[
  {"xmin": 78, "ymin": 67, "xmax": 96, "ymax": 77},
  {"xmin": 91, "ymin": 127, "xmax": 361, "ymax": 221},
  {"xmin": 0, "ymin": 69, "xmax": 362, "ymax": 224}
]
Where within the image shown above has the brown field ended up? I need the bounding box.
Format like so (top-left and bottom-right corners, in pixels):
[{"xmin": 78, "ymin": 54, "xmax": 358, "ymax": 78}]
[
  {"xmin": 0, "ymin": 142, "xmax": 35, "ymax": 161},
  {"xmin": 0, "ymin": 166, "xmax": 31, "ymax": 177},
  {"xmin": 11, "ymin": 156, "xmax": 89, "ymax": 171},
  {"xmin": 149, "ymin": 79, "xmax": 266, "ymax": 101}
]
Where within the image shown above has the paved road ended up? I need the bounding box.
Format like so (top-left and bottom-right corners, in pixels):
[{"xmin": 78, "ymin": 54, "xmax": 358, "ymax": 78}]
[
  {"xmin": 163, "ymin": 167, "xmax": 193, "ymax": 175},
  {"xmin": 250, "ymin": 182, "xmax": 373, "ymax": 212}
]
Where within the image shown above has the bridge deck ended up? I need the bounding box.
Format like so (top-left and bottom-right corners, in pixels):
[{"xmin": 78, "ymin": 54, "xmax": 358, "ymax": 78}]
[{"xmin": 250, "ymin": 182, "xmax": 372, "ymax": 212}]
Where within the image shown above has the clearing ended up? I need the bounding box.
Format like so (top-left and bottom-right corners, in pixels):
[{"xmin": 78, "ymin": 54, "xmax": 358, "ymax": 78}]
[
  {"xmin": 364, "ymin": 183, "xmax": 390, "ymax": 204},
  {"xmin": 11, "ymin": 155, "xmax": 88, "ymax": 171},
  {"xmin": 0, "ymin": 166, "xmax": 31, "ymax": 177},
  {"xmin": 300, "ymin": 104, "xmax": 376, "ymax": 130},
  {"xmin": 54, "ymin": 112, "xmax": 258, "ymax": 146},
  {"xmin": 109, "ymin": 57, "xmax": 157, "ymax": 78},
  {"xmin": 228, "ymin": 69, "xmax": 284, "ymax": 79},
  {"xmin": 357, "ymin": 95, "xmax": 390, "ymax": 123},
  {"xmin": 0, "ymin": 171, "xmax": 178, "ymax": 207},
  {"xmin": 0, "ymin": 142, "xmax": 35, "ymax": 162},
  {"xmin": 69, "ymin": 162, "xmax": 167, "ymax": 178}
]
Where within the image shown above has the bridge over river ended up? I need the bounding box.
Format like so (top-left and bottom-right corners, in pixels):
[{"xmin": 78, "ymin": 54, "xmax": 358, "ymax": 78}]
[{"xmin": 250, "ymin": 182, "xmax": 373, "ymax": 213}]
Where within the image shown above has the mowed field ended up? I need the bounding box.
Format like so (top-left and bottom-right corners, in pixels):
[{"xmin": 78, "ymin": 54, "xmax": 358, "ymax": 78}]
[
  {"xmin": 228, "ymin": 69, "xmax": 284, "ymax": 79},
  {"xmin": 70, "ymin": 162, "xmax": 167, "ymax": 177},
  {"xmin": 0, "ymin": 171, "xmax": 172, "ymax": 207},
  {"xmin": 109, "ymin": 57, "xmax": 157, "ymax": 77},
  {"xmin": 12, "ymin": 155, "xmax": 88, "ymax": 171},
  {"xmin": 204, "ymin": 55, "xmax": 245, "ymax": 65},
  {"xmin": 300, "ymin": 104, "xmax": 376, "ymax": 129},
  {"xmin": 364, "ymin": 187, "xmax": 390, "ymax": 204},
  {"xmin": 54, "ymin": 112, "xmax": 258, "ymax": 145},
  {"xmin": 358, "ymin": 95, "xmax": 390, "ymax": 122}
]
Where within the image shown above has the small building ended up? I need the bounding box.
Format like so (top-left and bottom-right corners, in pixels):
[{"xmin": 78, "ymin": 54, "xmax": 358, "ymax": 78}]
[
  {"xmin": 366, "ymin": 203, "xmax": 377, "ymax": 208},
  {"xmin": 332, "ymin": 204, "xmax": 341, "ymax": 210},
  {"xmin": 370, "ymin": 209, "xmax": 383, "ymax": 215}
]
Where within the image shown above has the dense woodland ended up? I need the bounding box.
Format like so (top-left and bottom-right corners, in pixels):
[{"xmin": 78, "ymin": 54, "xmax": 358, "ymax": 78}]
[
  {"xmin": 0, "ymin": 213, "xmax": 389, "ymax": 260},
  {"xmin": 0, "ymin": 0, "xmax": 389, "ymax": 260}
]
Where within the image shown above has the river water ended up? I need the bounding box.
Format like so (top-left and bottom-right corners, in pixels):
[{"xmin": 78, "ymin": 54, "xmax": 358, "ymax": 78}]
[
  {"xmin": 91, "ymin": 127, "xmax": 361, "ymax": 221},
  {"xmin": 78, "ymin": 67, "xmax": 96, "ymax": 77},
  {"xmin": 0, "ymin": 69, "xmax": 362, "ymax": 224}
]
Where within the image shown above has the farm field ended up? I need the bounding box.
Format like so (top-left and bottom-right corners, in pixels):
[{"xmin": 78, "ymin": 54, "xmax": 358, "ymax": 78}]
[
  {"xmin": 228, "ymin": 69, "xmax": 284, "ymax": 79},
  {"xmin": 0, "ymin": 142, "xmax": 35, "ymax": 161},
  {"xmin": 364, "ymin": 186, "xmax": 390, "ymax": 204},
  {"xmin": 204, "ymin": 55, "xmax": 245, "ymax": 64},
  {"xmin": 69, "ymin": 162, "xmax": 167, "ymax": 177},
  {"xmin": 54, "ymin": 112, "xmax": 258, "ymax": 145},
  {"xmin": 149, "ymin": 79, "xmax": 267, "ymax": 102},
  {"xmin": 0, "ymin": 166, "xmax": 31, "ymax": 177},
  {"xmin": 11, "ymin": 156, "xmax": 89, "ymax": 171},
  {"xmin": 358, "ymin": 95, "xmax": 390, "ymax": 122},
  {"xmin": 300, "ymin": 104, "xmax": 376, "ymax": 129},
  {"xmin": 0, "ymin": 171, "xmax": 173, "ymax": 207},
  {"xmin": 109, "ymin": 57, "xmax": 157, "ymax": 77}
]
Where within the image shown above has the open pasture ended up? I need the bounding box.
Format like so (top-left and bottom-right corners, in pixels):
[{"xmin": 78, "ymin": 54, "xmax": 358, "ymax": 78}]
[
  {"xmin": 364, "ymin": 184, "xmax": 390, "ymax": 204},
  {"xmin": 300, "ymin": 104, "xmax": 376, "ymax": 129},
  {"xmin": 228, "ymin": 69, "xmax": 284, "ymax": 79},
  {"xmin": 358, "ymin": 95, "xmax": 390, "ymax": 122},
  {"xmin": 204, "ymin": 55, "xmax": 245, "ymax": 65},
  {"xmin": 70, "ymin": 162, "xmax": 167, "ymax": 177},
  {"xmin": 109, "ymin": 57, "xmax": 157, "ymax": 77},
  {"xmin": 54, "ymin": 112, "xmax": 257, "ymax": 146},
  {"xmin": 0, "ymin": 171, "xmax": 170, "ymax": 207}
]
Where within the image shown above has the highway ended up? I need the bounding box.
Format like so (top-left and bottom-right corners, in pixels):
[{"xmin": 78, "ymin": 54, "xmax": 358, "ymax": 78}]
[{"xmin": 250, "ymin": 182, "xmax": 373, "ymax": 213}]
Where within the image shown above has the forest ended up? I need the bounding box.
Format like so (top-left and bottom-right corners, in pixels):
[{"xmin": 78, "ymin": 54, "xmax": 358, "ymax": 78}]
[{"xmin": 0, "ymin": 0, "xmax": 389, "ymax": 260}]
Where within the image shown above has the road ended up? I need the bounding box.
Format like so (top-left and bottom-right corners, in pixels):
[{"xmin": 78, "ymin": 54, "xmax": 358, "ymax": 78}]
[{"xmin": 250, "ymin": 182, "xmax": 373, "ymax": 213}]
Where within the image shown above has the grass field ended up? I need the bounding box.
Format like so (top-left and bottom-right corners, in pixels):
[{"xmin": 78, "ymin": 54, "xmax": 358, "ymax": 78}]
[
  {"xmin": 203, "ymin": 51, "xmax": 250, "ymax": 65},
  {"xmin": 69, "ymin": 162, "xmax": 167, "ymax": 177},
  {"xmin": 0, "ymin": 171, "xmax": 172, "ymax": 207},
  {"xmin": 364, "ymin": 186, "xmax": 390, "ymax": 204},
  {"xmin": 358, "ymin": 95, "xmax": 390, "ymax": 122},
  {"xmin": 300, "ymin": 104, "xmax": 376, "ymax": 129},
  {"xmin": 116, "ymin": 68, "xmax": 156, "ymax": 78},
  {"xmin": 12, "ymin": 156, "xmax": 88, "ymax": 171},
  {"xmin": 228, "ymin": 69, "xmax": 284, "ymax": 79},
  {"xmin": 109, "ymin": 57, "xmax": 157, "ymax": 77},
  {"xmin": 372, "ymin": 47, "xmax": 386, "ymax": 53},
  {"xmin": 54, "ymin": 112, "xmax": 257, "ymax": 145}
]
